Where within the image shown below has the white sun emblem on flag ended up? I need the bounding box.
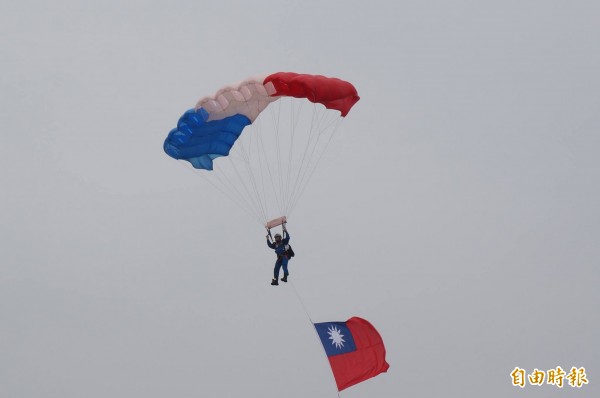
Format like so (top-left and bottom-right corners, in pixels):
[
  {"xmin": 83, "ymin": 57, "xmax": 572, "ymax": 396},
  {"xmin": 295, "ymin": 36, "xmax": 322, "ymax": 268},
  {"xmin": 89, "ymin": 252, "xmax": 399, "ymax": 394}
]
[{"xmin": 327, "ymin": 325, "xmax": 346, "ymax": 349}]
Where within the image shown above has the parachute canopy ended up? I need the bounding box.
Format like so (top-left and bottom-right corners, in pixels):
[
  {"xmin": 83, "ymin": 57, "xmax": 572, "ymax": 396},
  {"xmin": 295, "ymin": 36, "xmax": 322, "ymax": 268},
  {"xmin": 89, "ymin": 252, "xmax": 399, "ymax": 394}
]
[
  {"xmin": 164, "ymin": 72, "xmax": 359, "ymax": 226},
  {"xmin": 164, "ymin": 72, "xmax": 359, "ymax": 170}
]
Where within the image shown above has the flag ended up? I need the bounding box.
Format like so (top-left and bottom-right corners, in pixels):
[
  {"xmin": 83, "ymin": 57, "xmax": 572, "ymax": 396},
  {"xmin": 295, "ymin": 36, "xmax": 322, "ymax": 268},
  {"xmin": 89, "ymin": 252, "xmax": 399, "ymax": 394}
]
[{"xmin": 314, "ymin": 316, "xmax": 389, "ymax": 391}]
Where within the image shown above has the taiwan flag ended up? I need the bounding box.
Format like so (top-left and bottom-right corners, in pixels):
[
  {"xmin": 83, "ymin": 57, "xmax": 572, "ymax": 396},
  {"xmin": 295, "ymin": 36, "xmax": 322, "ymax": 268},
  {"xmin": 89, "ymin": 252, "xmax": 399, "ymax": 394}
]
[{"xmin": 314, "ymin": 316, "xmax": 389, "ymax": 391}]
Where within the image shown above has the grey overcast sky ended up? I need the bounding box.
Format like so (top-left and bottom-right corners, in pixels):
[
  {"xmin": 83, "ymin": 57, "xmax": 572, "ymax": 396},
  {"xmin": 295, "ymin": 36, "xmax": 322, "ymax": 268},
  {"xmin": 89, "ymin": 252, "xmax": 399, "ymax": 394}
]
[{"xmin": 1, "ymin": 1, "xmax": 599, "ymax": 397}]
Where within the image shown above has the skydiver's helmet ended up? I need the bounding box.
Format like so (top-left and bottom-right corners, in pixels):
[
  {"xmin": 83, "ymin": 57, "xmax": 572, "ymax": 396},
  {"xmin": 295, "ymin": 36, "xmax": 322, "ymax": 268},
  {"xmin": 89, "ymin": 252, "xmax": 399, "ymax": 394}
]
[{"xmin": 274, "ymin": 233, "xmax": 282, "ymax": 243}]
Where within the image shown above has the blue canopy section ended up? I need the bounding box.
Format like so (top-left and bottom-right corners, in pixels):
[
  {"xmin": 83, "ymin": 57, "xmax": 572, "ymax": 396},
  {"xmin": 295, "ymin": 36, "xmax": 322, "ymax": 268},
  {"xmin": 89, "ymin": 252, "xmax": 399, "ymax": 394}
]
[{"xmin": 163, "ymin": 108, "xmax": 251, "ymax": 170}]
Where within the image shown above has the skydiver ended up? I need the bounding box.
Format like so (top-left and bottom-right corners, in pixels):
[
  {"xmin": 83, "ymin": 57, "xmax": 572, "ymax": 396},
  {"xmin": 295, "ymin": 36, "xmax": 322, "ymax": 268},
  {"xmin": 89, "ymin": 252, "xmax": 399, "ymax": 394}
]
[{"xmin": 266, "ymin": 223, "xmax": 291, "ymax": 286}]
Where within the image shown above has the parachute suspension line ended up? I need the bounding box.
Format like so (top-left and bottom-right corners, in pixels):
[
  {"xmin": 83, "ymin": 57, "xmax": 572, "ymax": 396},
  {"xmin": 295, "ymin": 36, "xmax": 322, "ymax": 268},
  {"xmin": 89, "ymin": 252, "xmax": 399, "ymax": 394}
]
[
  {"xmin": 272, "ymin": 99, "xmax": 286, "ymax": 218},
  {"xmin": 282, "ymin": 99, "xmax": 294, "ymax": 217},
  {"xmin": 285, "ymin": 104, "xmax": 338, "ymax": 217},
  {"xmin": 254, "ymin": 106, "xmax": 271, "ymax": 220},
  {"xmin": 211, "ymin": 159, "xmax": 266, "ymax": 224},
  {"xmin": 210, "ymin": 151, "xmax": 269, "ymax": 225},
  {"xmin": 269, "ymin": 100, "xmax": 283, "ymax": 217},
  {"xmin": 286, "ymin": 106, "xmax": 330, "ymax": 213},
  {"xmin": 253, "ymin": 120, "xmax": 270, "ymax": 222},
  {"xmin": 224, "ymin": 151, "xmax": 268, "ymax": 225},
  {"xmin": 231, "ymin": 100, "xmax": 272, "ymax": 225},
  {"xmin": 284, "ymin": 99, "xmax": 304, "ymax": 217},
  {"xmin": 289, "ymin": 280, "xmax": 341, "ymax": 398},
  {"xmin": 206, "ymin": 170, "xmax": 264, "ymax": 225},
  {"xmin": 217, "ymin": 96, "xmax": 276, "ymax": 226},
  {"xmin": 255, "ymin": 110, "xmax": 285, "ymax": 218},
  {"xmin": 229, "ymin": 165, "xmax": 258, "ymax": 224},
  {"xmin": 242, "ymin": 96, "xmax": 286, "ymax": 220},
  {"xmin": 189, "ymin": 109, "xmax": 269, "ymax": 224},
  {"xmin": 284, "ymin": 101, "xmax": 321, "ymax": 216},
  {"xmin": 175, "ymin": 160, "xmax": 263, "ymax": 225},
  {"xmin": 288, "ymin": 117, "xmax": 344, "ymax": 216},
  {"xmin": 241, "ymin": 97, "xmax": 272, "ymax": 222},
  {"xmin": 232, "ymin": 128, "xmax": 270, "ymax": 224}
]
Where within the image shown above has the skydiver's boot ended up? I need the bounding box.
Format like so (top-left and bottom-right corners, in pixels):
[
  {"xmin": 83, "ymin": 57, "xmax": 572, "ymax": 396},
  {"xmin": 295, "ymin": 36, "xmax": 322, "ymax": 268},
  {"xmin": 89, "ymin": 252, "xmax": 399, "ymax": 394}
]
[
  {"xmin": 271, "ymin": 278, "xmax": 278, "ymax": 286},
  {"xmin": 281, "ymin": 273, "xmax": 288, "ymax": 283}
]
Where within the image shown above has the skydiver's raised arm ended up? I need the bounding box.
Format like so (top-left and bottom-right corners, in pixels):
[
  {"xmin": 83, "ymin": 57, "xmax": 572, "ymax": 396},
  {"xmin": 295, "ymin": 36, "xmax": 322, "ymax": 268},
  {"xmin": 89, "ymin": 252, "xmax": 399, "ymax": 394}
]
[{"xmin": 283, "ymin": 230, "xmax": 290, "ymax": 244}]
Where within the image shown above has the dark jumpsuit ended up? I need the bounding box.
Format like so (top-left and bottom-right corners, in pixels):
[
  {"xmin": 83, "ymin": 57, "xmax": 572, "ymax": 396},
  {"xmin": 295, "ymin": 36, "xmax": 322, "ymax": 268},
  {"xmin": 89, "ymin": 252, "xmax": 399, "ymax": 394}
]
[{"xmin": 267, "ymin": 231, "xmax": 290, "ymax": 280}]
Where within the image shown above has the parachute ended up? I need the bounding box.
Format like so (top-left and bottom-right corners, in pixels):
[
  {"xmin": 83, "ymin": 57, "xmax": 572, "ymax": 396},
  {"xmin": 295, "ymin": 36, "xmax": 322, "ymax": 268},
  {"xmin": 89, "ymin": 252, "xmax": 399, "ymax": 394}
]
[
  {"xmin": 164, "ymin": 72, "xmax": 359, "ymax": 226},
  {"xmin": 163, "ymin": 75, "xmax": 387, "ymax": 392}
]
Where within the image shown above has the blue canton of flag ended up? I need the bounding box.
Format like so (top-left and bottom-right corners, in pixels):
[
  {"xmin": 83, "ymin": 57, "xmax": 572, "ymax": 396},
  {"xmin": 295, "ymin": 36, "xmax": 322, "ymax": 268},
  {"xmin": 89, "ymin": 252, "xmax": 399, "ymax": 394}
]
[{"xmin": 314, "ymin": 321, "xmax": 357, "ymax": 357}]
